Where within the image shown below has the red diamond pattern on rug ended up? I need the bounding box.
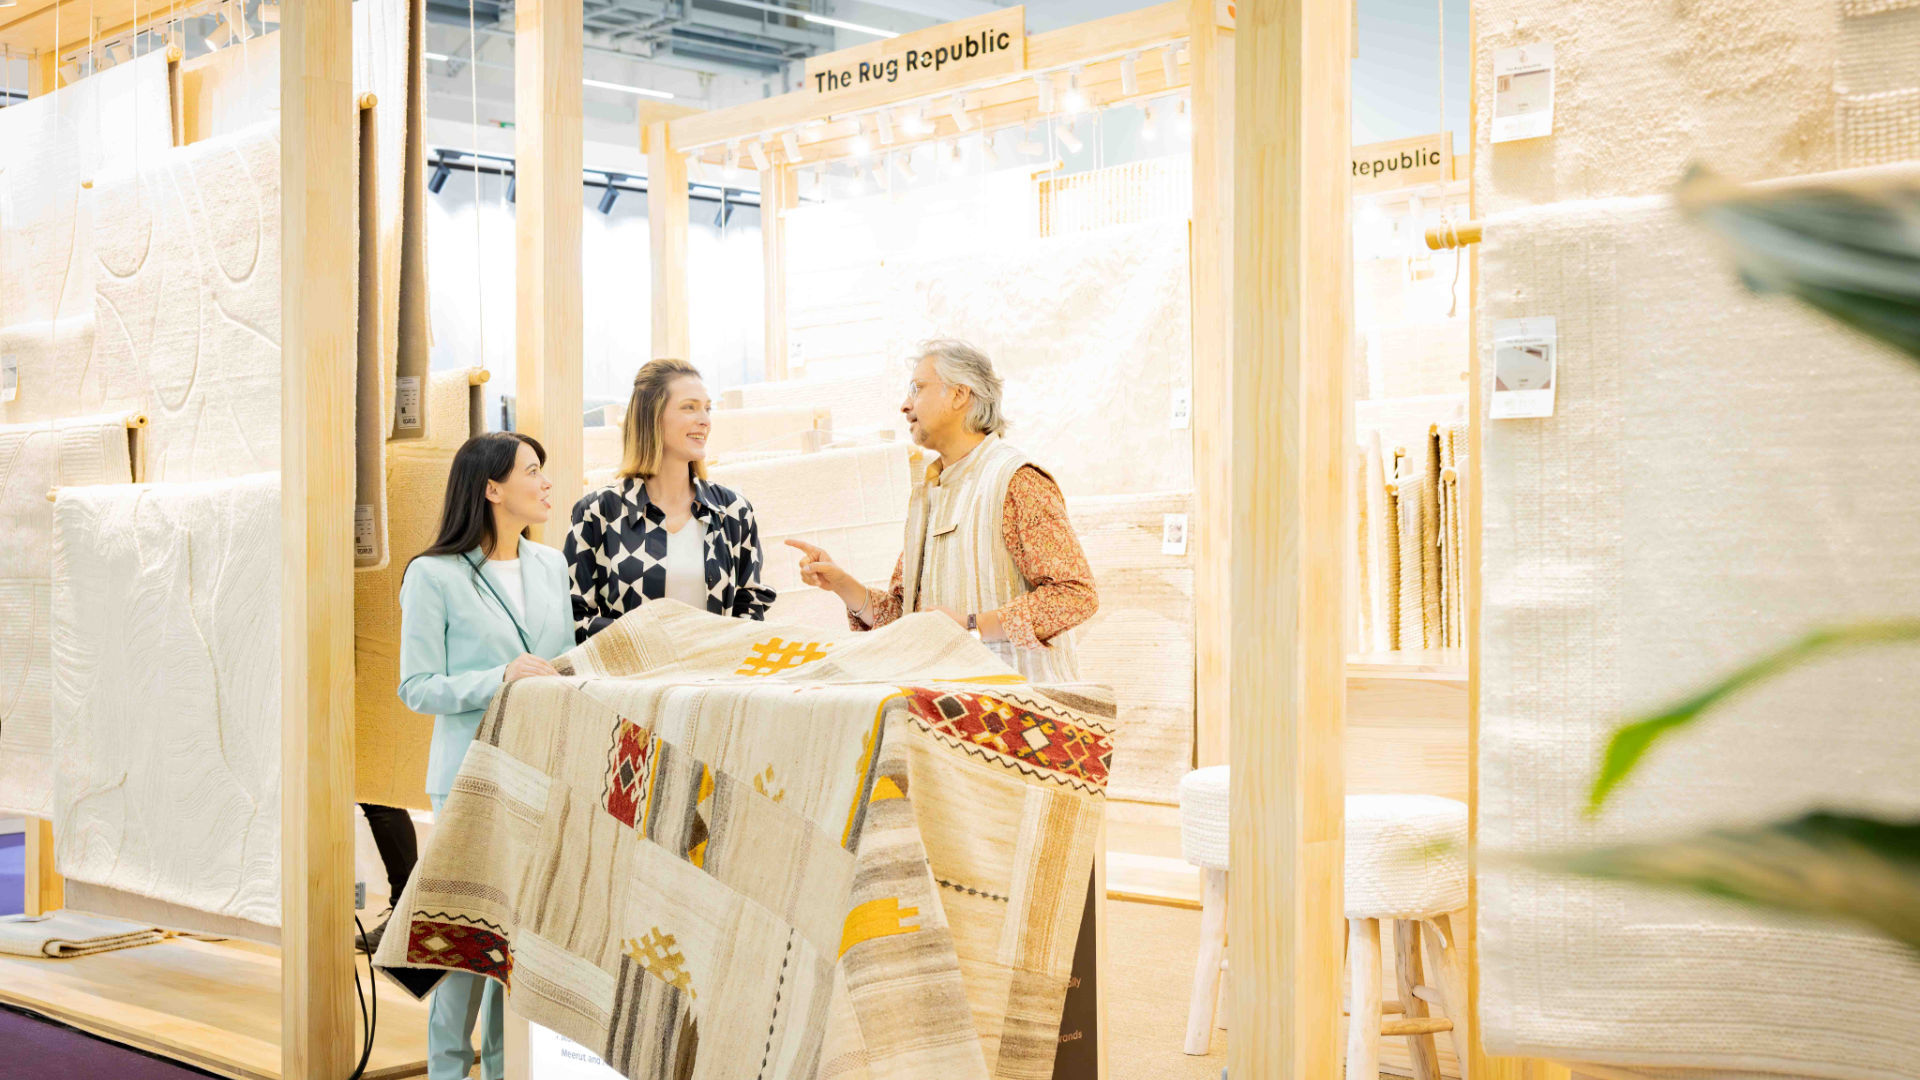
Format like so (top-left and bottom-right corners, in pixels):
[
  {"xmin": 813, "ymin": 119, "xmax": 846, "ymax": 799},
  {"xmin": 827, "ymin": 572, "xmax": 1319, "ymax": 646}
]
[
  {"xmin": 902, "ymin": 687, "xmax": 1111, "ymax": 787},
  {"xmin": 604, "ymin": 718, "xmax": 652, "ymax": 828},
  {"xmin": 407, "ymin": 919, "xmax": 514, "ymax": 985}
]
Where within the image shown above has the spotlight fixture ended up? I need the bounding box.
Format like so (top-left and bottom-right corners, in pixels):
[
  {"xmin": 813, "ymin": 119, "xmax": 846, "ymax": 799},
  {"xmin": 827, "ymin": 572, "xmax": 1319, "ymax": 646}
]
[
  {"xmin": 781, "ymin": 131, "xmax": 803, "ymax": 163},
  {"xmin": 1056, "ymin": 120, "xmax": 1083, "ymax": 155},
  {"xmin": 1162, "ymin": 43, "xmax": 1178, "ymax": 85},
  {"xmin": 59, "ymin": 61, "xmax": 80, "ymax": 84},
  {"xmin": 748, "ymin": 140, "xmax": 770, "ymax": 172},
  {"xmin": 977, "ymin": 132, "xmax": 998, "ymax": 166},
  {"xmin": 714, "ymin": 196, "xmax": 734, "ymax": 228},
  {"xmin": 902, "ymin": 106, "xmax": 931, "ymax": 136},
  {"xmin": 1016, "ymin": 124, "xmax": 1045, "ymax": 156},
  {"xmin": 1178, "ymin": 94, "xmax": 1192, "ymax": 135},
  {"xmin": 894, "ymin": 150, "xmax": 916, "ymax": 182},
  {"xmin": 875, "ymin": 110, "xmax": 894, "ymax": 145},
  {"xmin": 870, "ymin": 158, "xmax": 888, "ymax": 186},
  {"xmin": 1121, "ymin": 52, "xmax": 1139, "ymax": 96},
  {"xmin": 598, "ymin": 173, "xmax": 624, "ymax": 214},
  {"xmin": 1063, "ymin": 65, "xmax": 1088, "ymax": 114},
  {"xmin": 1035, "ymin": 74, "xmax": 1054, "ymax": 114},
  {"xmin": 506, "ymin": 174, "xmax": 516, "ymax": 203},
  {"xmin": 849, "ymin": 130, "xmax": 872, "ymax": 157},
  {"xmin": 948, "ymin": 94, "xmax": 974, "ymax": 132},
  {"xmin": 1140, "ymin": 104, "xmax": 1158, "ymax": 142},
  {"xmin": 428, "ymin": 156, "xmax": 452, "ymax": 193},
  {"xmin": 724, "ymin": 142, "xmax": 739, "ymax": 173}
]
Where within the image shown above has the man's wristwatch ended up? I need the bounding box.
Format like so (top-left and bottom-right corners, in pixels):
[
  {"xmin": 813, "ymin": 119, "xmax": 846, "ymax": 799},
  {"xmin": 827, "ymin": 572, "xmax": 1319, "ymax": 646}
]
[{"xmin": 966, "ymin": 613, "xmax": 981, "ymax": 639}]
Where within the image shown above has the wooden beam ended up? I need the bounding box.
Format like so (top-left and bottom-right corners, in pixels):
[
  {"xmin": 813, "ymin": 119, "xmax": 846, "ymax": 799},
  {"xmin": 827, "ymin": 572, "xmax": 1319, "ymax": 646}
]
[
  {"xmin": 761, "ymin": 165, "xmax": 796, "ymax": 381},
  {"xmin": 280, "ymin": 0, "xmax": 358, "ymax": 1076},
  {"xmin": 1189, "ymin": 0, "xmax": 1231, "ymax": 770},
  {"xmin": 514, "ymin": 0, "xmax": 584, "ymax": 545},
  {"xmin": 648, "ymin": 120, "xmax": 690, "ymax": 360},
  {"xmin": 1227, "ymin": 1, "xmax": 1350, "ymax": 1079},
  {"xmin": 23, "ymin": 818, "xmax": 63, "ymax": 916}
]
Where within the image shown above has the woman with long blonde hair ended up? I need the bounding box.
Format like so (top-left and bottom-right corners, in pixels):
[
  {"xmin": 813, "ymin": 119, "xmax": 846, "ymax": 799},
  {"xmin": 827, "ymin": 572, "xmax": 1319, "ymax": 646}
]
[{"xmin": 564, "ymin": 358, "xmax": 774, "ymax": 640}]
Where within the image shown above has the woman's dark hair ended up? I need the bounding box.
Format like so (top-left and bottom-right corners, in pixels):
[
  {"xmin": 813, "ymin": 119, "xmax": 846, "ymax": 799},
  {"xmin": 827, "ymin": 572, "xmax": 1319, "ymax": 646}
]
[{"xmin": 410, "ymin": 431, "xmax": 547, "ymax": 573}]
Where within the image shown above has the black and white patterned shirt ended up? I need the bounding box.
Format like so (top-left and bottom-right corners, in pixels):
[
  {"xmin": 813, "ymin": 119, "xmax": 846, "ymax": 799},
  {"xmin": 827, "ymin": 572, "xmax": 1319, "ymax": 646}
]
[{"xmin": 565, "ymin": 476, "xmax": 775, "ymax": 642}]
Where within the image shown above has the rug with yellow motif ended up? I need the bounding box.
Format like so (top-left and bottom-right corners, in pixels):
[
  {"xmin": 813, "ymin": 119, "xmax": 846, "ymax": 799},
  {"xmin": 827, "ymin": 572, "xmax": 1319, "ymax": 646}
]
[{"xmin": 376, "ymin": 600, "xmax": 1112, "ymax": 1080}]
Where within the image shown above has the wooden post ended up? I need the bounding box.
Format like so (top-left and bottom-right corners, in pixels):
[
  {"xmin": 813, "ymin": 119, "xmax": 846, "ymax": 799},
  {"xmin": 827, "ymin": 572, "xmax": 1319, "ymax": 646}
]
[
  {"xmin": 761, "ymin": 165, "xmax": 797, "ymax": 381},
  {"xmin": 31, "ymin": 50, "xmax": 55, "ymax": 96},
  {"xmin": 648, "ymin": 120, "xmax": 691, "ymax": 360},
  {"xmin": 23, "ymin": 819, "xmax": 63, "ymax": 916},
  {"xmin": 1189, "ymin": 0, "xmax": 1234, "ymax": 768},
  {"xmin": 280, "ymin": 0, "xmax": 358, "ymax": 1076},
  {"xmin": 1227, "ymin": 1, "xmax": 1351, "ymax": 1079},
  {"xmin": 514, "ymin": 0, "xmax": 584, "ymax": 543}
]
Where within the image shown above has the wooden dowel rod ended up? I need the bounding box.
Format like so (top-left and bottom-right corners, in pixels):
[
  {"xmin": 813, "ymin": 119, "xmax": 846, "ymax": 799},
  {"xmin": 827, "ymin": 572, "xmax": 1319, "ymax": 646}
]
[
  {"xmin": 468, "ymin": 367, "xmax": 491, "ymax": 385},
  {"xmin": 358, "ymin": 92, "xmax": 377, "ymax": 110},
  {"xmin": 126, "ymin": 413, "xmax": 149, "ymax": 429},
  {"xmin": 45, "ymin": 489, "xmax": 57, "ymax": 502},
  {"xmin": 1381, "ymin": 1017, "xmax": 1454, "ymax": 1037},
  {"xmin": 1424, "ymin": 219, "xmax": 1483, "ymax": 251},
  {"xmin": 167, "ymin": 44, "xmax": 183, "ymax": 62},
  {"xmin": 1341, "ymin": 1000, "xmax": 1407, "ymax": 1017}
]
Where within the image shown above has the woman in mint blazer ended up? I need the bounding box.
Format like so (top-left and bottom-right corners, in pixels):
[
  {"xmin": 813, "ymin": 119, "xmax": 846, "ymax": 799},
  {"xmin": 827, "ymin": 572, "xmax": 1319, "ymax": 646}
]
[{"xmin": 397, "ymin": 430, "xmax": 573, "ymax": 1080}]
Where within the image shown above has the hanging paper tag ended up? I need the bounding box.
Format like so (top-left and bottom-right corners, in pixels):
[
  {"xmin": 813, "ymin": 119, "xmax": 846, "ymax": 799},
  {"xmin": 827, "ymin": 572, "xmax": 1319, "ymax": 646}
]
[
  {"xmin": 1492, "ymin": 43, "xmax": 1555, "ymax": 143},
  {"xmin": 1, "ymin": 351, "xmax": 17, "ymax": 403},
  {"xmin": 1161, "ymin": 512, "xmax": 1190, "ymax": 556},
  {"xmin": 394, "ymin": 375, "xmax": 423, "ymax": 432},
  {"xmin": 529, "ymin": 1023, "xmax": 623, "ymax": 1079},
  {"xmin": 355, "ymin": 505, "xmax": 377, "ymax": 560},
  {"xmin": 1170, "ymin": 385, "xmax": 1192, "ymax": 429},
  {"xmin": 1491, "ymin": 316, "xmax": 1557, "ymax": 419}
]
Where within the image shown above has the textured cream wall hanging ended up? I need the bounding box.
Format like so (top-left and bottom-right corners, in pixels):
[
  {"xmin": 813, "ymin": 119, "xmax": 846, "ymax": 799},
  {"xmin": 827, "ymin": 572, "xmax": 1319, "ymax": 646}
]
[
  {"xmin": 708, "ymin": 441, "xmax": 913, "ymax": 598},
  {"xmin": 724, "ymin": 370, "xmax": 906, "ymax": 439},
  {"xmin": 355, "ymin": 370, "xmax": 483, "ymax": 811},
  {"xmin": 0, "ymin": 413, "xmax": 141, "ymax": 818},
  {"xmin": 51, "ymin": 472, "xmax": 281, "ymax": 927},
  {"xmin": 1478, "ymin": 181, "xmax": 1920, "ymax": 1078},
  {"xmin": 88, "ymin": 121, "xmax": 282, "ymax": 484},
  {"xmin": 0, "ymin": 51, "xmax": 174, "ymax": 424},
  {"xmin": 1067, "ymin": 491, "xmax": 1196, "ymax": 805}
]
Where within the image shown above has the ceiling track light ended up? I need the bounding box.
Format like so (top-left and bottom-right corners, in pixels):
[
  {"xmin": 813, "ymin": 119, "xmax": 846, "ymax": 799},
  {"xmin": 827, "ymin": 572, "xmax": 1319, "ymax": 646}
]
[
  {"xmin": 1056, "ymin": 121, "xmax": 1083, "ymax": 155},
  {"xmin": 598, "ymin": 175, "xmax": 622, "ymax": 215},
  {"xmin": 977, "ymin": 132, "xmax": 998, "ymax": 166},
  {"xmin": 1016, "ymin": 124, "xmax": 1045, "ymax": 156},
  {"xmin": 781, "ymin": 131, "xmax": 803, "ymax": 163},
  {"xmin": 850, "ymin": 130, "xmax": 873, "ymax": 157},
  {"xmin": 1120, "ymin": 51, "xmax": 1139, "ymax": 96},
  {"xmin": 428, "ymin": 157, "xmax": 452, "ymax": 193},
  {"xmin": 748, "ymin": 140, "xmax": 770, "ymax": 172},
  {"xmin": 948, "ymin": 93, "xmax": 975, "ymax": 132},
  {"xmin": 1141, "ymin": 104, "xmax": 1158, "ymax": 142},
  {"xmin": 1064, "ymin": 65, "xmax": 1088, "ymax": 114},
  {"xmin": 1035, "ymin": 74, "xmax": 1054, "ymax": 114},
  {"xmin": 1163, "ymin": 43, "xmax": 1179, "ymax": 85},
  {"xmin": 895, "ymin": 151, "xmax": 916, "ymax": 182},
  {"xmin": 724, "ymin": 141, "xmax": 739, "ymax": 173},
  {"xmin": 875, "ymin": 110, "xmax": 894, "ymax": 146},
  {"xmin": 870, "ymin": 158, "xmax": 888, "ymax": 186}
]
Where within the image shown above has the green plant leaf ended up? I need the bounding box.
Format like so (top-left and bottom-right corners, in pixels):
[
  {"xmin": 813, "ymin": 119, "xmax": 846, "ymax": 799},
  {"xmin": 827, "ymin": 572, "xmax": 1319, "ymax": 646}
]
[
  {"xmin": 1677, "ymin": 168, "xmax": 1920, "ymax": 364},
  {"xmin": 1535, "ymin": 812, "xmax": 1920, "ymax": 953},
  {"xmin": 1589, "ymin": 620, "xmax": 1920, "ymax": 813}
]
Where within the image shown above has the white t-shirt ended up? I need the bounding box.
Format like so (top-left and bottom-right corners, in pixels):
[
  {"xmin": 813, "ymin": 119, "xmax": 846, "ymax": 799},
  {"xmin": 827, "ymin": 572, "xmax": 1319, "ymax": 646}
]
[
  {"xmin": 663, "ymin": 519, "xmax": 708, "ymax": 611},
  {"xmin": 484, "ymin": 558, "xmax": 528, "ymax": 623}
]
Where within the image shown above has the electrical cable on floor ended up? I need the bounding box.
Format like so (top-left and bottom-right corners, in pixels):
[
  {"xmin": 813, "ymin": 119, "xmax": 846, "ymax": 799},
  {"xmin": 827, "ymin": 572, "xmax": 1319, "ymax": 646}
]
[{"xmin": 348, "ymin": 912, "xmax": 378, "ymax": 1080}]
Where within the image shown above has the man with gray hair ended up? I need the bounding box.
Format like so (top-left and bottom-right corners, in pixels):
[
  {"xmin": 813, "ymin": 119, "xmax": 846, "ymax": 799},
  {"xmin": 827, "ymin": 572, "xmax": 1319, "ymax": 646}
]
[{"xmin": 788, "ymin": 338, "xmax": 1098, "ymax": 682}]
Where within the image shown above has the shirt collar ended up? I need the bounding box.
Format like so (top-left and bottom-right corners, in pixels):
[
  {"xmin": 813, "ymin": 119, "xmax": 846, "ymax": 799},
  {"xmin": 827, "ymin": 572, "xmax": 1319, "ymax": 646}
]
[
  {"xmin": 927, "ymin": 433, "xmax": 996, "ymax": 487},
  {"xmin": 618, "ymin": 474, "xmax": 722, "ymax": 521}
]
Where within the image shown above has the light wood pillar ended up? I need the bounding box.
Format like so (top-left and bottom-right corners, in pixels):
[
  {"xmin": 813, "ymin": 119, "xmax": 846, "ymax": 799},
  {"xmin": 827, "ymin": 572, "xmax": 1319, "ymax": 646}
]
[
  {"xmin": 1189, "ymin": 0, "xmax": 1234, "ymax": 768},
  {"xmin": 31, "ymin": 50, "xmax": 55, "ymax": 96},
  {"xmin": 648, "ymin": 121, "xmax": 691, "ymax": 360},
  {"xmin": 1227, "ymin": 1, "xmax": 1351, "ymax": 1079},
  {"xmin": 761, "ymin": 164, "xmax": 797, "ymax": 381},
  {"xmin": 514, "ymin": 0, "xmax": 584, "ymax": 543},
  {"xmin": 280, "ymin": 1, "xmax": 359, "ymax": 1076},
  {"xmin": 23, "ymin": 819, "xmax": 63, "ymax": 916}
]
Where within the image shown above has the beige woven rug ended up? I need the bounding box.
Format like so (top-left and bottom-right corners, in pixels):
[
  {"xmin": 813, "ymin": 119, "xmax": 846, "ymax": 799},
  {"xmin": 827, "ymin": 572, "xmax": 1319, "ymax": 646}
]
[
  {"xmin": 1479, "ymin": 181, "xmax": 1920, "ymax": 1078},
  {"xmin": 354, "ymin": 370, "xmax": 482, "ymax": 811},
  {"xmin": 0, "ymin": 413, "xmax": 140, "ymax": 818},
  {"xmin": 0, "ymin": 911, "xmax": 166, "ymax": 959},
  {"xmin": 377, "ymin": 602, "xmax": 1110, "ymax": 1080},
  {"xmin": 51, "ymin": 472, "xmax": 281, "ymax": 927},
  {"xmin": 354, "ymin": 0, "xmax": 430, "ymax": 444},
  {"xmin": 1362, "ymin": 432, "xmax": 1393, "ymax": 652}
]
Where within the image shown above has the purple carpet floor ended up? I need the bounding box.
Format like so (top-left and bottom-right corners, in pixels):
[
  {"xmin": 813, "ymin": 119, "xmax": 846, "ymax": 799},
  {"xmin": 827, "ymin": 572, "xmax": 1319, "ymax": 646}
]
[{"xmin": 0, "ymin": 1007, "xmax": 222, "ymax": 1079}]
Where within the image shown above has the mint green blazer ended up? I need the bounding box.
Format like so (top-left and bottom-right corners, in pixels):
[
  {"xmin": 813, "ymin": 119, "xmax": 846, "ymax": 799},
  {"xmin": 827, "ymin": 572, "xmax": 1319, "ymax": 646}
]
[{"xmin": 397, "ymin": 537, "xmax": 574, "ymax": 796}]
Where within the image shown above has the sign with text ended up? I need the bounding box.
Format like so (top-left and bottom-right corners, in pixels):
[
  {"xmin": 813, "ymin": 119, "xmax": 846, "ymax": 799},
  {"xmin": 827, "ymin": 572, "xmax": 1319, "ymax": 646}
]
[
  {"xmin": 1350, "ymin": 132, "xmax": 1453, "ymax": 194},
  {"xmin": 804, "ymin": 7, "xmax": 1025, "ymax": 111}
]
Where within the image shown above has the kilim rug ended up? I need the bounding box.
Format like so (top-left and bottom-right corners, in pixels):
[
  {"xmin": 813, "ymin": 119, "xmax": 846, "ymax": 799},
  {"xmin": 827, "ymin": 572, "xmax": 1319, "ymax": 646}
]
[{"xmin": 377, "ymin": 601, "xmax": 1111, "ymax": 1080}]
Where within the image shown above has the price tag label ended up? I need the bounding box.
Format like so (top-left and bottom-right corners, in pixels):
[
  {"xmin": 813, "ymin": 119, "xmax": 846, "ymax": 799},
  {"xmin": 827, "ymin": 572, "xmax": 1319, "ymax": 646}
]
[
  {"xmin": 355, "ymin": 505, "xmax": 377, "ymax": 560},
  {"xmin": 1491, "ymin": 316, "xmax": 1557, "ymax": 419},
  {"xmin": 1161, "ymin": 513, "xmax": 1190, "ymax": 556},
  {"xmin": 1492, "ymin": 43, "xmax": 1555, "ymax": 143},
  {"xmin": 394, "ymin": 376, "xmax": 423, "ymax": 432}
]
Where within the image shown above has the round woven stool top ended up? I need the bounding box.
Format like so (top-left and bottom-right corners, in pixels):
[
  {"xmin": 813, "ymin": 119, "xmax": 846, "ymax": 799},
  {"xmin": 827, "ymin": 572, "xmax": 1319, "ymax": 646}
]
[
  {"xmin": 1345, "ymin": 794, "xmax": 1467, "ymax": 919},
  {"xmin": 1177, "ymin": 765, "xmax": 1230, "ymax": 871}
]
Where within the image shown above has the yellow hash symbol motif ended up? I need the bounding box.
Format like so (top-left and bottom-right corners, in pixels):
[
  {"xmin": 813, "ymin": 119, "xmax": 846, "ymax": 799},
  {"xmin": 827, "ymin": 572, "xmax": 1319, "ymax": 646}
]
[
  {"xmin": 626, "ymin": 927, "xmax": 696, "ymax": 998},
  {"xmin": 735, "ymin": 637, "xmax": 831, "ymax": 677}
]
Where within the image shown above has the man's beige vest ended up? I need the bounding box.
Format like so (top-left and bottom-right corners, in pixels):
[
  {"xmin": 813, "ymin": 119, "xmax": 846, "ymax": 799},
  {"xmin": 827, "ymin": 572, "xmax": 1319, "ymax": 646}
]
[{"xmin": 900, "ymin": 433, "xmax": 1080, "ymax": 683}]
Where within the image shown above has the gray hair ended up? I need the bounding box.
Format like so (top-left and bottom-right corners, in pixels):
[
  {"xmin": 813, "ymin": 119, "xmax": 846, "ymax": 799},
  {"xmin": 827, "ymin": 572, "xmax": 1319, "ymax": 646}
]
[{"xmin": 917, "ymin": 338, "xmax": 1008, "ymax": 435}]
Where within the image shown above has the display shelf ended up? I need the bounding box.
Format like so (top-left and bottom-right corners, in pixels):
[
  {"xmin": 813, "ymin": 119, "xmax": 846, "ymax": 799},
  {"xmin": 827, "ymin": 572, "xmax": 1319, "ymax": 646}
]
[{"xmin": 0, "ymin": 936, "xmax": 429, "ymax": 1079}]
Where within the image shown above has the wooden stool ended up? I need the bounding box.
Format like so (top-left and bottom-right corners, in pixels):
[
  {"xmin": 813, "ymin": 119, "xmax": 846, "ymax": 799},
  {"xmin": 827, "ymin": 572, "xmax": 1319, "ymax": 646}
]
[{"xmin": 1343, "ymin": 795, "xmax": 1469, "ymax": 1080}]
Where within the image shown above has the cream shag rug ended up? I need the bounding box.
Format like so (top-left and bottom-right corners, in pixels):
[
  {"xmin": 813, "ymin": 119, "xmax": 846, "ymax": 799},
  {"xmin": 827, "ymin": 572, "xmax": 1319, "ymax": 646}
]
[
  {"xmin": 51, "ymin": 472, "xmax": 281, "ymax": 927},
  {"xmin": 0, "ymin": 413, "xmax": 140, "ymax": 818},
  {"xmin": 1478, "ymin": 179, "xmax": 1920, "ymax": 1079}
]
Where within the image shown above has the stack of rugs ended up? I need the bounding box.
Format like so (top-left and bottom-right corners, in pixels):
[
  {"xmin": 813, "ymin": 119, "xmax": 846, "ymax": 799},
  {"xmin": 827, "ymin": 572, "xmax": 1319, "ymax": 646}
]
[
  {"xmin": 0, "ymin": 911, "xmax": 166, "ymax": 959},
  {"xmin": 377, "ymin": 602, "xmax": 1111, "ymax": 1080},
  {"xmin": 1473, "ymin": 0, "xmax": 1920, "ymax": 1074},
  {"xmin": 1354, "ymin": 420, "xmax": 1467, "ymax": 653}
]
